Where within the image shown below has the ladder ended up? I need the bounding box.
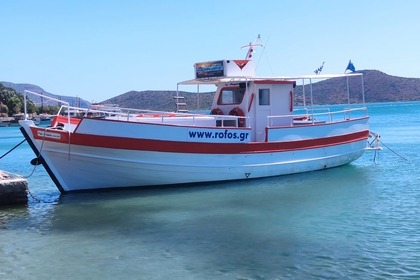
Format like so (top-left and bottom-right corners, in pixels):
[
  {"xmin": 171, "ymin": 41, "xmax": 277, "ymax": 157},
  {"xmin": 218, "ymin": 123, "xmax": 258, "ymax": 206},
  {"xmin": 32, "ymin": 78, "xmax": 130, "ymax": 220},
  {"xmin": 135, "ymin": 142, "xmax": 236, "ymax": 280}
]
[{"xmin": 173, "ymin": 95, "xmax": 188, "ymax": 113}]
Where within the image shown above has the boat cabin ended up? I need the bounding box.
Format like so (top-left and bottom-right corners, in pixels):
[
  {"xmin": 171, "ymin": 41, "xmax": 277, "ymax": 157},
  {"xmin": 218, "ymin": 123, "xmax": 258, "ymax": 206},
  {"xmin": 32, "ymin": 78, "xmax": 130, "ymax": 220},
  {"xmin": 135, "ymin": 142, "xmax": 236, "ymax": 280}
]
[
  {"xmin": 180, "ymin": 59, "xmax": 296, "ymax": 142},
  {"xmin": 211, "ymin": 79, "xmax": 296, "ymax": 141}
]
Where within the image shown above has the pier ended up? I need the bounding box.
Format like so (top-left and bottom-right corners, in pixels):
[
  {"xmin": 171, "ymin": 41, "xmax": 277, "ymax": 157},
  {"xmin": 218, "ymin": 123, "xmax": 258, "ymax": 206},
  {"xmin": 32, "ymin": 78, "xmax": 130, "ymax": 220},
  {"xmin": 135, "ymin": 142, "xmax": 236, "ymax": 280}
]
[{"xmin": 0, "ymin": 170, "xmax": 28, "ymax": 205}]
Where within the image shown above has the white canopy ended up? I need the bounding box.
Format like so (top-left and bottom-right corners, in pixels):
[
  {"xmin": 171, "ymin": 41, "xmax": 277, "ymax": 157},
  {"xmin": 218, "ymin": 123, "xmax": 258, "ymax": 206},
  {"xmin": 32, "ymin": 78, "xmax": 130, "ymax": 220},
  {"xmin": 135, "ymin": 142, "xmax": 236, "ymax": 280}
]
[{"xmin": 178, "ymin": 73, "xmax": 363, "ymax": 86}]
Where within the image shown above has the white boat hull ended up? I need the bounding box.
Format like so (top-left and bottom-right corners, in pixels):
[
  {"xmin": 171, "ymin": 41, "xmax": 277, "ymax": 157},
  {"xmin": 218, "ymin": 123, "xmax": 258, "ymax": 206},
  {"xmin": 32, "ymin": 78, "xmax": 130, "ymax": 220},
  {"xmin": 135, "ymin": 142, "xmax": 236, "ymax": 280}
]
[
  {"xmin": 20, "ymin": 118, "xmax": 369, "ymax": 192},
  {"xmin": 19, "ymin": 51, "xmax": 373, "ymax": 193}
]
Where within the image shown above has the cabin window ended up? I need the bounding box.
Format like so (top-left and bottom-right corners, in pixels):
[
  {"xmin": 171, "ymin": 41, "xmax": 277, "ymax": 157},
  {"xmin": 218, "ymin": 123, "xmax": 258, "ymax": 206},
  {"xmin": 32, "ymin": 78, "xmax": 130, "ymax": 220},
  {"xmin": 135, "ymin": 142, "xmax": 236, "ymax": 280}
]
[
  {"xmin": 218, "ymin": 87, "xmax": 245, "ymax": 105},
  {"xmin": 259, "ymin": 89, "xmax": 270, "ymax": 105}
]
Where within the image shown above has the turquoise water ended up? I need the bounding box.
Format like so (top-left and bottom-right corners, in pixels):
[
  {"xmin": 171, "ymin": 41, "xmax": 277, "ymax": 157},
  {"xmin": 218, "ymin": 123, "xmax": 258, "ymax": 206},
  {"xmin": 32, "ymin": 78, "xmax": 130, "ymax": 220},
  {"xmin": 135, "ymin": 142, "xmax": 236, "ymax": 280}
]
[{"xmin": 1, "ymin": 102, "xmax": 419, "ymax": 279}]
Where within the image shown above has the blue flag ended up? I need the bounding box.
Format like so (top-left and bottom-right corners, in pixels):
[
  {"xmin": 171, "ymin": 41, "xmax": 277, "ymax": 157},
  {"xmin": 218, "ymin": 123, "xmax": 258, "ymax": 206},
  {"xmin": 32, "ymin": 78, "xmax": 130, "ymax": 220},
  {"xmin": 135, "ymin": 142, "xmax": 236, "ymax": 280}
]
[{"xmin": 346, "ymin": 60, "xmax": 356, "ymax": 72}]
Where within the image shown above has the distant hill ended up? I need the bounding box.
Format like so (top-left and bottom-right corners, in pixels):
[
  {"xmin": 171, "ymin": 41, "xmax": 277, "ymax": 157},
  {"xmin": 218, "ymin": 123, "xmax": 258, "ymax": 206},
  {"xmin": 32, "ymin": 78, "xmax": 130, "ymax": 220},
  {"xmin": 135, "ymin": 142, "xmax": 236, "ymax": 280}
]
[
  {"xmin": 0, "ymin": 82, "xmax": 90, "ymax": 108},
  {"xmin": 103, "ymin": 90, "xmax": 215, "ymax": 112},
  {"xmin": 294, "ymin": 70, "xmax": 420, "ymax": 105},
  {"xmin": 102, "ymin": 70, "xmax": 420, "ymax": 110},
  {"xmin": 3, "ymin": 70, "xmax": 420, "ymax": 112},
  {"xmin": 361, "ymin": 70, "xmax": 420, "ymax": 102}
]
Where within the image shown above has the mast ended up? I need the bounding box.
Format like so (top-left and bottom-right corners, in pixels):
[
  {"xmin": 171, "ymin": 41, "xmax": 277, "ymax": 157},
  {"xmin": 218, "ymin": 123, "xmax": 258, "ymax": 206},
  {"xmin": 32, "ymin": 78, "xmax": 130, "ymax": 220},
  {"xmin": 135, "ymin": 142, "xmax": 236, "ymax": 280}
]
[{"xmin": 241, "ymin": 34, "xmax": 263, "ymax": 60}]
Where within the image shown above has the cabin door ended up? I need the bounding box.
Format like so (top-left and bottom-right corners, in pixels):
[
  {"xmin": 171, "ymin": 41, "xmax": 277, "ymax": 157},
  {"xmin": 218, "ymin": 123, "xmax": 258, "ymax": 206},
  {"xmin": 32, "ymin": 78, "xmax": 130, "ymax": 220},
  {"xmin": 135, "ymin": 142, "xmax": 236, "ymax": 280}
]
[{"xmin": 254, "ymin": 87, "xmax": 271, "ymax": 142}]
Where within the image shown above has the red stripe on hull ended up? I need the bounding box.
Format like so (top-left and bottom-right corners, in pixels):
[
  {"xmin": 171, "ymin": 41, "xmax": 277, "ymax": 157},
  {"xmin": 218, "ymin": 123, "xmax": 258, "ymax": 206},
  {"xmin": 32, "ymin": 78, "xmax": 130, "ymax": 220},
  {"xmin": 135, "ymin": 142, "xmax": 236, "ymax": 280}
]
[
  {"xmin": 51, "ymin": 116, "xmax": 81, "ymax": 126},
  {"xmin": 31, "ymin": 127, "xmax": 369, "ymax": 154}
]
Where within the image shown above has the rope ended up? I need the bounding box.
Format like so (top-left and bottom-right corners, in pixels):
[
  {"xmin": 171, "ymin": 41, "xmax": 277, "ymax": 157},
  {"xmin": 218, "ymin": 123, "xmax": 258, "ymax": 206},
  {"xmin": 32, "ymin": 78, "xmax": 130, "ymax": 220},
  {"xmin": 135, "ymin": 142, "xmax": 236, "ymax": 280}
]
[
  {"xmin": 379, "ymin": 139, "xmax": 408, "ymax": 161},
  {"xmin": 22, "ymin": 127, "xmax": 49, "ymax": 179},
  {"xmin": 0, "ymin": 139, "xmax": 26, "ymax": 160},
  {"xmin": 26, "ymin": 186, "xmax": 41, "ymax": 202},
  {"xmin": 368, "ymin": 131, "xmax": 407, "ymax": 162},
  {"xmin": 23, "ymin": 128, "xmax": 51, "ymax": 203},
  {"xmin": 1, "ymin": 128, "xmax": 50, "ymax": 203}
]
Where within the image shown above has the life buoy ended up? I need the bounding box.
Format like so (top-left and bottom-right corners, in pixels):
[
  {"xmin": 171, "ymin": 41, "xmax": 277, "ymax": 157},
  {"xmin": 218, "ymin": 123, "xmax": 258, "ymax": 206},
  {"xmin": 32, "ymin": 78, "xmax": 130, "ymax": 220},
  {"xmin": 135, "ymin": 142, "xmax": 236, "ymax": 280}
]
[
  {"xmin": 210, "ymin": 108, "xmax": 224, "ymax": 115},
  {"xmin": 229, "ymin": 107, "xmax": 245, "ymax": 127}
]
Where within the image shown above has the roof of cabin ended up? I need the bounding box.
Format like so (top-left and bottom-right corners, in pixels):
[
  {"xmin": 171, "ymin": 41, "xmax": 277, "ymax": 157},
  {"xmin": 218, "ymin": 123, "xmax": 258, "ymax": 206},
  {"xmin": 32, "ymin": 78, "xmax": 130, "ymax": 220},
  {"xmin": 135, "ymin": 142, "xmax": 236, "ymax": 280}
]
[{"xmin": 178, "ymin": 73, "xmax": 363, "ymax": 86}]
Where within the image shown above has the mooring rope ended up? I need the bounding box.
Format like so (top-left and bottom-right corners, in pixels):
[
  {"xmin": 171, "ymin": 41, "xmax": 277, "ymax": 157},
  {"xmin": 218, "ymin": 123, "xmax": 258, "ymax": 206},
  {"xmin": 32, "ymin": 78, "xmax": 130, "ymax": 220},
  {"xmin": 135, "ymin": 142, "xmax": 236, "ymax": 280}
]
[
  {"xmin": 0, "ymin": 139, "xmax": 26, "ymax": 160},
  {"xmin": 22, "ymin": 127, "xmax": 49, "ymax": 179},
  {"xmin": 26, "ymin": 186, "xmax": 41, "ymax": 202},
  {"xmin": 378, "ymin": 139, "xmax": 408, "ymax": 161},
  {"xmin": 0, "ymin": 138, "xmax": 44, "ymax": 202},
  {"xmin": 23, "ymin": 128, "xmax": 51, "ymax": 203},
  {"xmin": 368, "ymin": 131, "xmax": 407, "ymax": 162}
]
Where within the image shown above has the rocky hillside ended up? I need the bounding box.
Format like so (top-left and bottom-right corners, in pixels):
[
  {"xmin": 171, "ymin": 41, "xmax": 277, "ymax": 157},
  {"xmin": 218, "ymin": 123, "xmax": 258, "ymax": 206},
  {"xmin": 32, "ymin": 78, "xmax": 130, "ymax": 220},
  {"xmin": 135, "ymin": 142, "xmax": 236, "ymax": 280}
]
[
  {"xmin": 294, "ymin": 70, "xmax": 420, "ymax": 105},
  {"xmin": 102, "ymin": 70, "xmax": 420, "ymax": 110},
  {"xmin": 3, "ymin": 70, "xmax": 420, "ymax": 112},
  {"xmin": 0, "ymin": 82, "xmax": 90, "ymax": 108},
  {"xmin": 103, "ymin": 90, "xmax": 215, "ymax": 112}
]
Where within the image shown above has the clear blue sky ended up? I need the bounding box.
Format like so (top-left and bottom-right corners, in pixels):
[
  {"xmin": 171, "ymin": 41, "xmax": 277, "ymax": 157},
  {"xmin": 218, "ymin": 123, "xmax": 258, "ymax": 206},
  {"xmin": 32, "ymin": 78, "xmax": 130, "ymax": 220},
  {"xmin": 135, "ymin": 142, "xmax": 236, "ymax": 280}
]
[{"xmin": 1, "ymin": 0, "xmax": 419, "ymax": 102}]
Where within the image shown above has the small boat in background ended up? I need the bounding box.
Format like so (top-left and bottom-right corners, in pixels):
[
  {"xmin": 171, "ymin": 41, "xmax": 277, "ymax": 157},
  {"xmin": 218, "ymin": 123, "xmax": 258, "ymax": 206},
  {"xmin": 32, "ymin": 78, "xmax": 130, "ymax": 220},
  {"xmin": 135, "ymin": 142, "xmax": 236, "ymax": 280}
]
[
  {"xmin": 19, "ymin": 36, "xmax": 376, "ymax": 193},
  {"xmin": 39, "ymin": 114, "xmax": 53, "ymax": 124},
  {"xmin": 0, "ymin": 117, "xmax": 13, "ymax": 127},
  {"xmin": 0, "ymin": 114, "xmax": 25, "ymax": 127},
  {"xmin": 31, "ymin": 114, "xmax": 53, "ymax": 126}
]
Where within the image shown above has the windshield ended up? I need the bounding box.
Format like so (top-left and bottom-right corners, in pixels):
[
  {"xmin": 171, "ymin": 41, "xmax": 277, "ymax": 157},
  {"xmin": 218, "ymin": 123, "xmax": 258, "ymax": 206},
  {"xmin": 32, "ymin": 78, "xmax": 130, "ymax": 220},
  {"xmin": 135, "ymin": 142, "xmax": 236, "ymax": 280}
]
[{"xmin": 218, "ymin": 87, "xmax": 246, "ymax": 105}]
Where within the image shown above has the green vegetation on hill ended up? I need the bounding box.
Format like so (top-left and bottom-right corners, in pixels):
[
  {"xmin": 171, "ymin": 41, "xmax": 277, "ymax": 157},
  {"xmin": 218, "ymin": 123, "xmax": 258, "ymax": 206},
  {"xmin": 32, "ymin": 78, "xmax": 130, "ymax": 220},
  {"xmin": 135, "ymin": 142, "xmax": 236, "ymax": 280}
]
[
  {"xmin": 1, "ymin": 83, "xmax": 34, "ymax": 116},
  {"xmin": 0, "ymin": 83, "xmax": 59, "ymax": 117},
  {"xmin": 103, "ymin": 90, "xmax": 215, "ymax": 112},
  {"xmin": 3, "ymin": 70, "xmax": 420, "ymax": 113},
  {"xmin": 0, "ymin": 81, "xmax": 91, "ymax": 109},
  {"xmin": 294, "ymin": 70, "xmax": 420, "ymax": 105},
  {"xmin": 102, "ymin": 70, "xmax": 420, "ymax": 110}
]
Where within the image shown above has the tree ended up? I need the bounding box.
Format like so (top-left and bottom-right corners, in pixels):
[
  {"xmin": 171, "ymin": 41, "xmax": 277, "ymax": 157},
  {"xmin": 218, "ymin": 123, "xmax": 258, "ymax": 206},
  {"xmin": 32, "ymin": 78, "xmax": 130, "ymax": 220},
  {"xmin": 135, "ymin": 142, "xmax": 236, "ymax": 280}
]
[
  {"xmin": 0, "ymin": 83, "xmax": 60, "ymax": 116},
  {"xmin": 21, "ymin": 95, "xmax": 37, "ymax": 114},
  {"xmin": 41, "ymin": 105, "xmax": 60, "ymax": 114},
  {"xmin": 0, "ymin": 102, "xmax": 8, "ymax": 117},
  {"xmin": 7, "ymin": 96, "xmax": 21, "ymax": 115},
  {"xmin": 0, "ymin": 83, "xmax": 15, "ymax": 105}
]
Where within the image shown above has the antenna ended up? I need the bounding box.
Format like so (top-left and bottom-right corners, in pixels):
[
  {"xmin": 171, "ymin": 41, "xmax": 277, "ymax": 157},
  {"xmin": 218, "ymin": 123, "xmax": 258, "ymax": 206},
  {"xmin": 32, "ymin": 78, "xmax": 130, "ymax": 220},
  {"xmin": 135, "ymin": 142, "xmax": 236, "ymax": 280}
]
[{"xmin": 241, "ymin": 34, "xmax": 263, "ymax": 60}]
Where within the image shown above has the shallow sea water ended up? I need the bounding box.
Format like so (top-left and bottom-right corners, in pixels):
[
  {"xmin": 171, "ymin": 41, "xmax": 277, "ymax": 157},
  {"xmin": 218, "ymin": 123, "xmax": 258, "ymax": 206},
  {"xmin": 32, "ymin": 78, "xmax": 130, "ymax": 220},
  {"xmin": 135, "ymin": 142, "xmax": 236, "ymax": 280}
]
[{"xmin": 1, "ymin": 102, "xmax": 419, "ymax": 279}]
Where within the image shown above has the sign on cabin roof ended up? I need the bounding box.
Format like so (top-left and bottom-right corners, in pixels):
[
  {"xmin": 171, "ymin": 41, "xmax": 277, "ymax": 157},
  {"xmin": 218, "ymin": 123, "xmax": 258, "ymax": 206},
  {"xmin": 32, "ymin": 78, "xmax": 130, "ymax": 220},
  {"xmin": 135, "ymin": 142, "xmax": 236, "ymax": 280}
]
[{"xmin": 194, "ymin": 59, "xmax": 255, "ymax": 79}]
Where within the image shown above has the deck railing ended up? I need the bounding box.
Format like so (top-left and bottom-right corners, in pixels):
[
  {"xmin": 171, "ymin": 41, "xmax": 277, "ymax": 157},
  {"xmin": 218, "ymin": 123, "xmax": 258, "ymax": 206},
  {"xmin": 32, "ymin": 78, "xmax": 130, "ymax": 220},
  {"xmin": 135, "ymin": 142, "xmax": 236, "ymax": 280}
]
[
  {"xmin": 23, "ymin": 90, "xmax": 71, "ymax": 126},
  {"xmin": 24, "ymin": 90, "xmax": 365, "ymax": 130},
  {"xmin": 267, "ymin": 107, "xmax": 368, "ymax": 127},
  {"xmin": 55, "ymin": 104, "xmax": 250, "ymax": 128}
]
